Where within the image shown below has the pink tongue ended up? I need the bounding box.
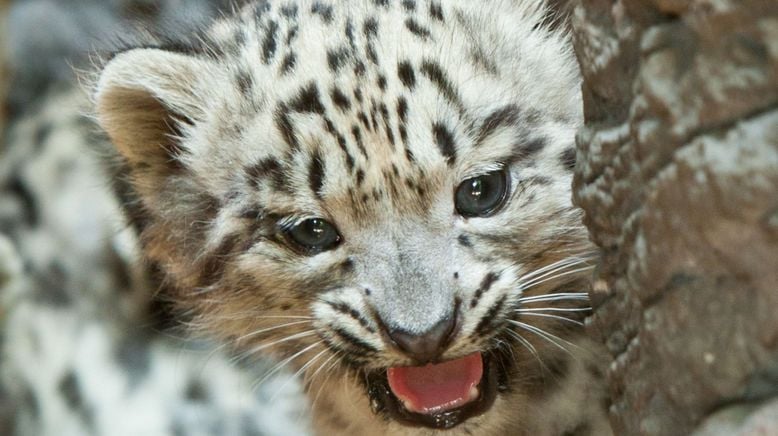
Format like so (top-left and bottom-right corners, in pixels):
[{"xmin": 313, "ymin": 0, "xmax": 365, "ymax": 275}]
[{"xmin": 387, "ymin": 352, "xmax": 483, "ymax": 415}]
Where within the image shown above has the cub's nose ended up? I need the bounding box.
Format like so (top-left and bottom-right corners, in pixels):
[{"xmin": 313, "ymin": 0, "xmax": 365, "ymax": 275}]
[{"xmin": 386, "ymin": 315, "xmax": 459, "ymax": 364}]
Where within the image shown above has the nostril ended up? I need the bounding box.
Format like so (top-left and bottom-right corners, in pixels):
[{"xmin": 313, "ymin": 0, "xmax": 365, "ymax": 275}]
[{"xmin": 387, "ymin": 315, "xmax": 458, "ymax": 364}]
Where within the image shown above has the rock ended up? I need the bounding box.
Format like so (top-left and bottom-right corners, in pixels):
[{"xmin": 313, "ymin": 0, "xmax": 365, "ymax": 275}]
[{"xmin": 572, "ymin": 1, "xmax": 778, "ymax": 434}]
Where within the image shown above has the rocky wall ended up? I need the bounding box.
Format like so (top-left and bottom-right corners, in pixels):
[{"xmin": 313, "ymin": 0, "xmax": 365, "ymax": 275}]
[{"xmin": 571, "ymin": 1, "xmax": 778, "ymax": 434}]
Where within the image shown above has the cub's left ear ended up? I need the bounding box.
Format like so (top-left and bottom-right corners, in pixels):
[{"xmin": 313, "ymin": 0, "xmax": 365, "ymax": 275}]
[{"xmin": 94, "ymin": 48, "xmax": 215, "ymax": 171}]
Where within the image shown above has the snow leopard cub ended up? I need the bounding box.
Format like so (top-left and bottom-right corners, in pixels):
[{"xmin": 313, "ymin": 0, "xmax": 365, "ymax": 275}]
[{"xmin": 94, "ymin": 0, "xmax": 611, "ymax": 434}]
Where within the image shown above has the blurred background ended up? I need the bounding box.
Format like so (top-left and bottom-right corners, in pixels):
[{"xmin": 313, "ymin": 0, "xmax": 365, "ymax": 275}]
[{"xmin": 0, "ymin": 1, "xmax": 308, "ymax": 435}]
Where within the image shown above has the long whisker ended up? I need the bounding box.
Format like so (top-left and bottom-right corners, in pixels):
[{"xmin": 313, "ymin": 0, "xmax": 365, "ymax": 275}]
[
  {"xmin": 504, "ymin": 329, "xmax": 542, "ymax": 366},
  {"xmin": 251, "ymin": 340, "xmax": 324, "ymax": 392},
  {"xmin": 308, "ymin": 351, "xmax": 343, "ymax": 421},
  {"xmin": 519, "ymin": 257, "xmax": 586, "ymax": 280},
  {"xmin": 244, "ymin": 329, "xmax": 319, "ymax": 355},
  {"xmin": 518, "ymin": 292, "xmax": 589, "ymax": 303},
  {"xmin": 269, "ymin": 346, "xmax": 329, "ymax": 403},
  {"xmin": 519, "ymin": 266, "xmax": 594, "ymax": 291},
  {"xmin": 232, "ymin": 320, "xmax": 313, "ymax": 344},
  {"xmin": 508, "ymin": 320, "xmax": 580, "ymax": 354},
  {"xmin": 515, "ymin": 312, "xmax": 584, "ymax": 326},
  {"xmin": 517, "ymin": 256, "xmax": 591, "ymax": 283},
  {"xmin": 517, "ymin": 307, "xmax": 592, "ymax": 312}
]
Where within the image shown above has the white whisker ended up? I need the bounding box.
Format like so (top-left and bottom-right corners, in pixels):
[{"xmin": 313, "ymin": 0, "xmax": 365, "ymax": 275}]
[
  {"xmin": 251, "ymin": 340, "xmax": 323, "ymax": 392},
  {"xmin": 508, "ymin": 320, "xmax": 580, "ymax": 354},
  {"xmin": 516, "ymin": 312, "xmax": 583, "ymax": 326},
  {"xmin": 517, "ymin": 307, "xmax": 592, "ymax": 312},
  {"xmin": 245, "ymin": 329, "xmax": 319, "ymax": 355},
  {"xmin": 518, "ymin": 292, "xmax": 589, "ymax": 303},
  {"xmin": 518, "ymin": 256, "xmax": 591, "ymax": 282},
  {"xmin": 269, "ymin": 346, "xmax": 329, "ymax": 402},
  {"xmin": 232, "ymin": 320, "xmax": 313, "ymax": 344},
  {"xmin": 519, "ymin": 266, "xmax": 594, "ymax": 291}
]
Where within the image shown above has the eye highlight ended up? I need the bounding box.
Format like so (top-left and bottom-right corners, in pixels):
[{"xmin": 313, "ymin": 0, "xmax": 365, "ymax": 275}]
[
  {"xmin": 454, "ymin": 169, "xmax": 510, "ymax": 217},
  {"xmin": 284, "ymin": 218, "xmax": 342, "ymax": 254}
]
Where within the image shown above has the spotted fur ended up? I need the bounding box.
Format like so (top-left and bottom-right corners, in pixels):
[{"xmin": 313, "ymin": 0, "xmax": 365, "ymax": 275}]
[{"xmin": 93, "ymin": 1, "xmax": 611, "ymax": 435}]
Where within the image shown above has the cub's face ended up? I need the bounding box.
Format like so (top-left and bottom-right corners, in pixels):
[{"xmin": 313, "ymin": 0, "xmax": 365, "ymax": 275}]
[{"xmin": 95, "ymin": 0, "xmax": 595, "ymax": 431}]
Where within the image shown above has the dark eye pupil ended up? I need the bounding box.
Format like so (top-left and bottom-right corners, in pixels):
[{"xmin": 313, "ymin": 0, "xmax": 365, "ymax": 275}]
[
  {"xmin": 455, "ymin": 169, "xmax": 509, "ymax": 217},
  {"xmin": 286, "ymin": 218, "xmax": 341, "ymax": 254}
]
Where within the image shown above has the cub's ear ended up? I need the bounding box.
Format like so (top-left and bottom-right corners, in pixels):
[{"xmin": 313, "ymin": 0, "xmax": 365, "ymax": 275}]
[{"xmin": 94, "ymin": 48, "xmax": 213, "ymax": 170}]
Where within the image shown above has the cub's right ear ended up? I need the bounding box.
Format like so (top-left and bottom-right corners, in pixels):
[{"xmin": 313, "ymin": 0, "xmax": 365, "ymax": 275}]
[{"xmin": 94, "ymin": 48, "xmax": 214, "ymax": 172}]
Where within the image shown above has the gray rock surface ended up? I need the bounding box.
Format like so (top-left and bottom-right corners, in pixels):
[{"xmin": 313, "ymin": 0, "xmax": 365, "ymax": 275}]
[{"xmin": 571, "ymin": 0, "xmax": 778, "ymax": 434}]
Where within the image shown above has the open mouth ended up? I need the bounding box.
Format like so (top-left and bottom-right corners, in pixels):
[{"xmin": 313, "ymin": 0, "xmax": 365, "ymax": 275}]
[{"xmin": 366, "ymin": 352, "xmax": 500, "ymax": 429}]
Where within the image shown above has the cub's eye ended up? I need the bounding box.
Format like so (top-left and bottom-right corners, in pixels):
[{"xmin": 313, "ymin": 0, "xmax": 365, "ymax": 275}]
[
  {"xmin": 455, "ymin": 169, "xmax": 510, "ymax": 217},
  {"xmin": 285, "ymin": 218, "xmax": 342, "ymax": 254}
]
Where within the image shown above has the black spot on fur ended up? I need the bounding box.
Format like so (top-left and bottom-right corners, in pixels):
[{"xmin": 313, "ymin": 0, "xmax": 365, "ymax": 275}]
[
  {"xmin": 324, "ymin": 119, "xmax": 356, "ymax": 170},
  {"xmin": 354, "ymin": 88, "xmax": 364, "ymax": 103},
  {"xmin": 354, "ymin": 60, "xmax": 367, "ymax": 76},
  {"xmin": 308, "ymin": 152, "xmax": 325, "ymax": 198},
  {"xmin": 358, "ymin": 112, "xmax": 372, "ymax": 131},
  {"xmin": 340, "ymin": 258, "xmax": 355, "ymax": 273},
  {"xmin": 33, "ymin": 122, "xmax": 52, "ymax": 151},
  {"xmin": 377, "ymin": 75, "xmax": 387, "ymax": 91},
  {"xmin": 311, "ymin": 2, "xmax": 334, "ymax": 23},
  {"xmin": 366, "ymin": 43, "xmax": 379, "ymax": 64},
  {"xmin": 508, "ymin": 137, "xmax": 546, "ymax": 164},
  {"xmin": 115, "ymin": 333, "xmax": 152, "ymax": 388},
  {"xmin": 453, "ymin": 272, "xmax": 459, "ymax": 279},
  {"xmin": 333, "ymin": 326, "xmax": 379, "ymax": 353},
  {"xmin": 517, "ymin": 137, "xmax": 546, "ymax": 156},
  {"xmin": 262, "ymin": 20, "xmax": 279, "ymax": 63},
  {"xmin": 331, "ymin": 87, "xmax": 351, "ymax": 111},
  {"xmin": 363, "ymin": 17, "xmax": 379, "ymax": 38},
  {"xmin": 7, "ymin": 175, "xmax": 39, "ymax": 226},
  {"xmin": 355, "ymin": 169, "xmax": 365, "ymax": 186},
  {"xmin": 397, "ymin": 97, "xmax": 409, "ymax": 122},
  {"xmin": 457, "ymin": 234, "xmax": 472, "ymax": 247},
  {"xmin": 351, "ymin": 125, "xmax": 367, "ymax": 156},
  {"xmin": 402, "ymin": 0, "xmax": 416, "ymax": 11},
  {"xmin": 429, "ymin": 2, "xmax": 444, "ymax": 21},
  {"xmin": 373, "ymin": 0, "xmax": 389, "ymax": 7},
  {"xmin": 236, "ymin": 70, "xmax": 253, "ymax": 95},
  {"xmin": 275, "ymin": 106, "xmax": 298, "ymax": 149},
  {"xmin": 420, "ymin": 60, "xmax": 462, "ymax": 109},
  {"xmin": 198, "ymin": 234, "xmax": 241, "ymax": 285},
  {"xmin": 254, "ymin": 1, "xmax": 271, "ymax": 17},
  {"xmin": 246, "ymin": 158, "xmax": 282, "ymax": 186},
  {"xmin": 290, "ymin": 83, "xmax": 325, "ymax": 113},
  {"xmin": 432, "ymin": 122, "xmax": 456, "ymax": 165},
  {"xmin": 58, "ymin": 372, "xmax": 85, "ymax": 413},
  {"xmin": 477, "ymin": 104, "xmax": 521, "ymax": 144},
  {"xmin": 327, "ymin": 47, "xmax": 350, "ymax": 72},
  {"xmin": 397, "ymin": 61, "xmax": 416, "ymax": 88},
  {"xmin": 286, "ymin": 25, "xmax": 299, "ymax": 43},
  {"xmin": 471, "ymin": 271, "xmax": 499, "ymax": 308},
  {"xmin": 185, "ymin": 379, "xmax": 209, "ymax": 402},
  {"xmin": 364, "ymin": 287, "xmax": 372, "ymax": 296},
  {"xmin": 280, "ymin": 52, "xmax": 297, "ymax": 74},
  {"xmin": 344, "ymin": 20, "xmax": 356, "ymax": 47},
  {"xmin": 280, "ymin": 3, "xmax": 297, "ymax": 17},
  {"xmin": 475, "ymin": 295, "xmax": 506, "ymax": 335},
  {"xmin": 560, "ymin": 147, "xmax": 577, "ymax": 169},
  {"xmin": 405, "ymin": 18, "xmax": 432, "ymax": 39}
]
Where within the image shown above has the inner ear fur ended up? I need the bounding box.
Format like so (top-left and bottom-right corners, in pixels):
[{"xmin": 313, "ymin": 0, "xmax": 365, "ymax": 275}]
[
  {"xmin": 97, "ymin": 85, "xmax": 189, "ymax": 170},
  {"xmin": 94, "ymin": 48, "xmax": 211, "ymax": 171}
]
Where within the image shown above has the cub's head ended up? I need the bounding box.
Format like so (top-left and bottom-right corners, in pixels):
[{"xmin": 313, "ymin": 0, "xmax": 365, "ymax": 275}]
[{"xmin": 95, "ymin": 0, "xmax": 595, "ymax": 432}]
